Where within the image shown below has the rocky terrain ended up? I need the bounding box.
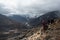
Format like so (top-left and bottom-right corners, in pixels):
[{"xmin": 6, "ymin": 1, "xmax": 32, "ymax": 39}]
[
  {"xmin": 6, "ymin": 19, "xmax": 60, "ymax": 40},
  {"xmin": 0, "ymin": 11, "xmax": 60, "ymax": 40}
]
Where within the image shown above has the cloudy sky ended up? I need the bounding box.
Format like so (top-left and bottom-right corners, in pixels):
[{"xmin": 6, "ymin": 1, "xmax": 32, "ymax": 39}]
[{"xmin": 0, "ymin": 0, "xmax": 60, "ymax": 17}]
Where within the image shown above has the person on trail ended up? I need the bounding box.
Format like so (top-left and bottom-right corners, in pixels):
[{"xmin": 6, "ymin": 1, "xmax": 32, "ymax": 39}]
[
  {"xmin": 47, "ymin": 20, "xmax": 51, "ymax": 24},
  {"xmin": 50, "ymin": 19, "xmax": 55, "ymax": 24},
  {"xmin": 42, "ymin": 20, "xmax": 48, "ymax": 32}
]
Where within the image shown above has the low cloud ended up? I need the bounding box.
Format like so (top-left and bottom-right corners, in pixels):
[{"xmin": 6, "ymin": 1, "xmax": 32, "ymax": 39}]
[
  {"xmin": 0, "ymin": 4, "xmax": 10, "ymax": 14},
  {"xmin": 0, "ymin": 0, "xmax": 60, "ymax": 17}
]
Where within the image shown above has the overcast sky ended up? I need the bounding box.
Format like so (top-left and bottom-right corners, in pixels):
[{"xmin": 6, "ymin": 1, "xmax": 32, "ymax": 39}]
[{"xmin": 0, "ymin": 0, "xmax": 60, "ymax": 17}]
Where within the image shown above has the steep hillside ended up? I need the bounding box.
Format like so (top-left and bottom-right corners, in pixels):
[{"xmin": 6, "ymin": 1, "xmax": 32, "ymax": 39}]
[
  {"xmin": 22, "ymin": 19, "xmax": 60, "ymax": 40},
  {"xmin": 6, "ymin": 19, "xmax": 60, "ymax": 40}
]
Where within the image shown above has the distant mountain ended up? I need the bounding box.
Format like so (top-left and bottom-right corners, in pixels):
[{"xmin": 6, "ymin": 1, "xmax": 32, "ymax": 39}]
[
  {"xmin": 7, "ymin": 11, "xmax": 59, "ymax": 28},
  {"xmin": 0, "ymin": 14, "xmax": 27, "ymax": 32},
  {"xmin": 28, "ymin": 11, "xmax": 59, "ymax": 26},
  {"xmin": 9, "ymin": 15, "xmax": 28, "ymax": 24}
]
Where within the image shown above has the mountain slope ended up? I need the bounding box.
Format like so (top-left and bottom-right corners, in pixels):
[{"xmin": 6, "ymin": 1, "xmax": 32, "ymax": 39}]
[
  {"xmin": 0, "ymin": 14, "xmax": 27, "ymax": 32},
  {"xmin": 6, "ymin": 19, "xmax": 60, "ymax": 40},
  {"xmin": 25, "ymin": 19, "xmax": 60, "ymax": 40},
  {"xmin": 29, "ymin": 11, "xmax": 58, "ymax": 27},
  {"xmin": 0, "ymin": 11, "xmax": 60, "ymax": 40},
  {"xmin": 9, "ymin": 15, "xmax": 28, "ymax": 23}
]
